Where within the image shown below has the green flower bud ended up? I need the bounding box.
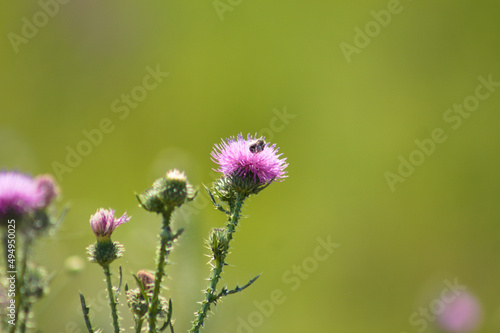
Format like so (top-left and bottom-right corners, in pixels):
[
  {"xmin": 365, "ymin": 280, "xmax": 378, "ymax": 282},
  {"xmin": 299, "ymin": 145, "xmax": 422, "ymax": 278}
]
[
  {"xmin": 137, "ymin": 270, "xmax": 155, "ymax": 292},
  {"xmin": 208, "ymin": 228, "xmax": 229, "ymax": 262},
  {"xmin": 86, "ymin": 240, "xmax": 124, "ymax": 267},
  {"xmin": 136, "ymin": 188, "xmax": 165, "ymax": 213},
  {"xmin": 137, "ymin": 169, "xmax": 197, "ymax": 213},
  {"xmin": 23, "ymin": 264, "xmax": 50, "ymax": 302},
  {"xmin": 127, "ymin": 288, "xmax": 149, "ymax": 318}
]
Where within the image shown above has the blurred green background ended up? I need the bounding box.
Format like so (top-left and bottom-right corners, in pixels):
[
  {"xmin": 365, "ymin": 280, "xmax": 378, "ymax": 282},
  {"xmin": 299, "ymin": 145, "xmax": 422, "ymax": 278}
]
[{"xmin": 1, "ymin": 1, "xmax": 500, "ymax": 332}]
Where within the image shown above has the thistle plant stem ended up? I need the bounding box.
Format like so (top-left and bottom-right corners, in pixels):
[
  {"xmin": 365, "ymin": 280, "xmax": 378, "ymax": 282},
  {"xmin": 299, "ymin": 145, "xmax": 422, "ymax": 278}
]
[
  {"xmin": 225, "ymin": 192, "xmax": 245, "ymax": 242},
  {"xmin": 19, "ymin": 303, "xmax": 31, "ymax": 333},
  {"xmin": 148, "ymin": 207, "xmax": 174, "ymax": 333},
  {"xmin": 80, "ymin": 293, "xmax": 94, "ymax": 333},
  {"xmin": 5, "ymin": 227, "xmax": 29, "ymax": 333},
  {"xmin": 135, "ymin": 318, "xmax": 144, "ymax": 333},
  {"xmin": 103, "ymin": 264, "xmax": 120, "ymax": 333},
  {"xmin": 190, "ymin": 192, "xmax": 245, "ymax": 333},
  {"xmin": 16, "ymin": 237, "xmax": 33, "ymax": 333}
]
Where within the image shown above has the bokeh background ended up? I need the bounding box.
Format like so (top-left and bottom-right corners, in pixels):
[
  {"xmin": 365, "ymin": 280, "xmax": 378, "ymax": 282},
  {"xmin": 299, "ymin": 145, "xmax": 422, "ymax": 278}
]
[{"xmin": 1, "ymin": 1, "xmax": 500, "ymax": 332}]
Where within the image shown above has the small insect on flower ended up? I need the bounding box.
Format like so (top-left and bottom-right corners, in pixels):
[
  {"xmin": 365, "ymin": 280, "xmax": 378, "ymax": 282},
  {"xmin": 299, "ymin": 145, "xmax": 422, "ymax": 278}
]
[{"xmin": 248, "ymin": 138, "xmax": 266, "ymax": 154}]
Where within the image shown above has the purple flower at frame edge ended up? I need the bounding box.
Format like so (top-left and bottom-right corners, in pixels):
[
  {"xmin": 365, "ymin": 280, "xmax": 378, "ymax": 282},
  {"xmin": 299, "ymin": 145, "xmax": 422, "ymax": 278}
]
[
  {"xmin": 437, "ymin": 292, "xmax": 482, "ymax": 333},
  {"xmin": 34, "ymin": 174, "xmax": 59, "ymax": 207},
  {"xmin": 89, "ymin": 208, "xmax": 130, "ymax": 241},
  {"xmin": 0, "ymin": 171, "xmax": 49, "ymax": 219},
  {"xmin": 211, "ymin": 133, "xmax": 288, "ymax": 184}
]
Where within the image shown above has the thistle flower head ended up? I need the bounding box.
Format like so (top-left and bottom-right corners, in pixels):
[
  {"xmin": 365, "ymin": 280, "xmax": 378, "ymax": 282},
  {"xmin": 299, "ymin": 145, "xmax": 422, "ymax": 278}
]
[
  {"xmin": 0, "ymin": 171, "xmax": 45, "ymax": 220},
  {"xmin": 89, "ymin": 208, "xmax": 130, "ymax": 241},
  {"xmin": 211, "ymin": 133, "xmax": 288, "ymax": 185}
]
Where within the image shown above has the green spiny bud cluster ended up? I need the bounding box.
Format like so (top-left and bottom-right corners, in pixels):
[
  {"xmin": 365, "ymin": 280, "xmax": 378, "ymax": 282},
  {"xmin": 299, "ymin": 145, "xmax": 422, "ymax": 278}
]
[
  {"xmin": 208, "ymin": 228, "xmax": 229, "ymax": 262},
  {"xmin": 23, "ymin": 264, "xmax": 50, "ymax": 302},
  {"xmin": 137, "ymin": 169, "xmax": 197, "ymax": 213},
  {"xmin": 126, "ymin": 288, "xmax": 149, "ymax": 319}
]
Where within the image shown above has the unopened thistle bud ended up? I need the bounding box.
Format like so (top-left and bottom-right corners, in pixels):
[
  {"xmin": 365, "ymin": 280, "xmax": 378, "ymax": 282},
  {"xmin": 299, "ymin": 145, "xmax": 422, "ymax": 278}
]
[
  {"xmin": 137, "ymin": 270, "xmax": 155, "ymax": 292},
  {"xmin": 127, "ymin": 270, "xmax": 157, "ymax": 318},
  {"xmin": 208, "ymin": 228, "xmax": 229, "ymax": 262},
  {"xmin": 23, "ymin": 264, "xmax": 50, "ymax": 302},
  {"xmin": 127, "ymin": 289, "xmax": 148, "ymax": 318},
  {"xmin": 137, "ymin": 169, "xmax": 197, "ymax": 212}
]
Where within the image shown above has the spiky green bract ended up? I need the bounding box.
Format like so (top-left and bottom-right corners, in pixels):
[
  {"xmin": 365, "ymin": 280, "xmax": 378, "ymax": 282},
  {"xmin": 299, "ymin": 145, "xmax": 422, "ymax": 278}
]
[
  {"xmin": 86, "ymin": 240, "xmax": 124, "ymax": 267},
  {"xmin": 208, "ymin": 228, "xmax": 229, "ymax": 263}
]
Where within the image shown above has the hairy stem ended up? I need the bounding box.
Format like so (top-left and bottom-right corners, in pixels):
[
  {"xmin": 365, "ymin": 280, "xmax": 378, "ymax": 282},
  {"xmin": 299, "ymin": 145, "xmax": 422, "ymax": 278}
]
[
  {"xmin": 135, "ymin": 317, "xmax": 144, "ymax": 333},
  {"xmin": 148, "ymin": 207, "xmax": 175, "ymax": 333},
  {"xmin": 103, "ymin": 265, "xmax": 120, "ymax": 333},
  {"xmin": 225, "ymin": 192, "xmax": 245, "ymax": 242},
  {"xmin": 19, "ymin": 302, "xmax": 31, "ymax": 333}
]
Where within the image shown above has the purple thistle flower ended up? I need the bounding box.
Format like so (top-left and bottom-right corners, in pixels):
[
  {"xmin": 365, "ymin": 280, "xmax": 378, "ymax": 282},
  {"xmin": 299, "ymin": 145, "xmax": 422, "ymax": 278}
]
[
  {"xmin": 0, "ymin": 171, "xmax": 46, "ymax": 219},
  {"xmin": 211, "ymin": 133, "xmax": 288, "ymax": 184},
  {"xmin": 89, "ymin": 208, "xmax": 130, "ymax": 241},
  {"xmin": 437, "ymin": 292, "xmax": 482, "ymax": 333}
]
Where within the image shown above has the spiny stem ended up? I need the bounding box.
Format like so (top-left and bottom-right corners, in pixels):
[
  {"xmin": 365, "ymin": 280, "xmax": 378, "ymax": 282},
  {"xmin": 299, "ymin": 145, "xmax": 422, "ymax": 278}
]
[
  {"xmin": 190, "ymin": 192, "xmax": 246, "ymax": 333},
  {"xmin": 226, "ymin": 192, "xmax": 245, "ymax": 242},
  {"xmin": 148, "ymin": 207, "xmax": 175, "ymax": 333},
  {"xmin": 103, "ymin": 265, "xmax": 120, "ymax": 333},
  {"xmin": 18, "ymin": 236, "xmax": 32, "ymax": 325},
  {"xmin": 19, "ymin": 302, "xmax": 31, "ymax": 333},
  {"xmin": 190, "ymin": 259, "xmax": 224, "ymax": 333}
]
